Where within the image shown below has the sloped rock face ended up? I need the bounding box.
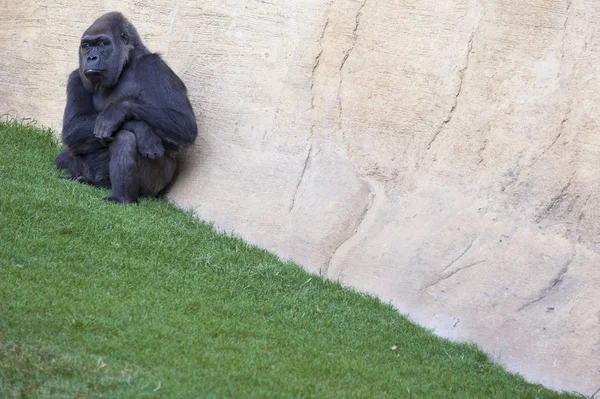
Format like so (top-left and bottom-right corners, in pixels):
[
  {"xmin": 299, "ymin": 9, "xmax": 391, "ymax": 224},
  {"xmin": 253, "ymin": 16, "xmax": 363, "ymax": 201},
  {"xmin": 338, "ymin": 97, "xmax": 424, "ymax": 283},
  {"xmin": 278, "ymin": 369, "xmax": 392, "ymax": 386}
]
[{"xmin": 1, "ymin": 0, "xmax": 599, "ymax": 393}]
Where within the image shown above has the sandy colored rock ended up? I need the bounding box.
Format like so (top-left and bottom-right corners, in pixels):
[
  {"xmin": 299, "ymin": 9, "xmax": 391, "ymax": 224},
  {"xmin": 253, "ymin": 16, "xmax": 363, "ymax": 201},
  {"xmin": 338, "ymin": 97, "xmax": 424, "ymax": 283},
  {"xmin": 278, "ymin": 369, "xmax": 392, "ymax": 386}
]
[{"xmin": 1, "ymin": 0, "xmax": 599, "ymax": 394}]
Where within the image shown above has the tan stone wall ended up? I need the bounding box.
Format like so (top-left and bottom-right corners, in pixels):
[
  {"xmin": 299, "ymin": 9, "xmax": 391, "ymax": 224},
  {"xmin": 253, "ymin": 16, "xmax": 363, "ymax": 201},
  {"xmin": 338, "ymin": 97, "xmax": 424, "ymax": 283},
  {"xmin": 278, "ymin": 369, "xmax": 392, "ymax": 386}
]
[{"xmin": 1, "ymin": 0, "xmax": 599, "ymax": 393}]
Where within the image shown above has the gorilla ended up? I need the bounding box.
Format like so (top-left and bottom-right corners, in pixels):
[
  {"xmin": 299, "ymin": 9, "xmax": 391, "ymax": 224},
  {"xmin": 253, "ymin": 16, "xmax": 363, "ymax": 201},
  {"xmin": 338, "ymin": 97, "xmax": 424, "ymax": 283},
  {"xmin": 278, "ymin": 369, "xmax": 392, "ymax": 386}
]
[{"xmin": 55, "ymin": 12, "xmax": 197, "ymax": 203}]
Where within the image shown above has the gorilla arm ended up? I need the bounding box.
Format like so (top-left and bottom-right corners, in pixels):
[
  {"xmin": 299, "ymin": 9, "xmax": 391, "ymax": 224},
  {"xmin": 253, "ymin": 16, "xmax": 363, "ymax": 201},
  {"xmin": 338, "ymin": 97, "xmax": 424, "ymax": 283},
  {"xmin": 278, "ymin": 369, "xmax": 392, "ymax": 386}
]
[
  {"xmin": 94, "ymin": 54, "xmax": 197, "ymax": 148},
  {"xmin": 62, "ymin": 70, "xmax": 105, "ymax": 155}
]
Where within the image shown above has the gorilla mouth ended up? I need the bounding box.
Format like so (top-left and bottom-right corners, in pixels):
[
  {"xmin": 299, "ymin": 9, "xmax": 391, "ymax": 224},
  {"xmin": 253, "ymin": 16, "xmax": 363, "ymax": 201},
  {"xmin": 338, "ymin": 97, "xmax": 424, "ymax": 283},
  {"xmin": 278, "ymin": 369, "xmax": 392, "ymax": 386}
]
[{"xmin": 84, "ymin": 69, "xmax": 104, "ymax": 78}]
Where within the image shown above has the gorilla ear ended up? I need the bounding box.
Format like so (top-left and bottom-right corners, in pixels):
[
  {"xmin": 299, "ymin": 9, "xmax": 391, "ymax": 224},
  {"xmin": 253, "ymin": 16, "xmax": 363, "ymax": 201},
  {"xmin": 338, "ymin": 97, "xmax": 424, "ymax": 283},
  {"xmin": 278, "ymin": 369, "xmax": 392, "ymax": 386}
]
[{"xmin": 121, "ymin": 33, "xmax": 129, "ymax": 44}]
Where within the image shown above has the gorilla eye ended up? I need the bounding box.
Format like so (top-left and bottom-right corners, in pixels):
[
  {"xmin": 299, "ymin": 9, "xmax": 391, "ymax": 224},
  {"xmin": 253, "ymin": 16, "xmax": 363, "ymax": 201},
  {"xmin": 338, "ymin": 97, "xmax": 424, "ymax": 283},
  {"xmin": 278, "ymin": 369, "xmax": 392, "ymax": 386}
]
[
  {"xmin": 81, "ymin": 43, "xmax": 89, "ymax": 49},
  {"xmin": 99, "ymin": 42, "xmax": 105, "ymax": 47},
  {"xmin": 121, "ymin": 33, "xmax": 129, "ymax": 42}
]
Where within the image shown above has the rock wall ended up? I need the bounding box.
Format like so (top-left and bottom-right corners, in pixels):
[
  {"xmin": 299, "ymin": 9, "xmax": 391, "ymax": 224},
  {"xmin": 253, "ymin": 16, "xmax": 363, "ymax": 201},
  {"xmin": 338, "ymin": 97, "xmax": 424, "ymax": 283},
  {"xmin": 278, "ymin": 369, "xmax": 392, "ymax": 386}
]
[{"xmin": 1, "ymin": 0, "xmax": 599, "ymax": 393}]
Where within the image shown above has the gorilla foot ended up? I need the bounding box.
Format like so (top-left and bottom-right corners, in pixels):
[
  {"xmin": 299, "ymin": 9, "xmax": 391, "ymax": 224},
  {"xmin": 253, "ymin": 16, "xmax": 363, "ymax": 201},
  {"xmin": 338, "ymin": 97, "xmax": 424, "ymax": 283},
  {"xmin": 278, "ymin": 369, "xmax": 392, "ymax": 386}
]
[
  {"xmin": 137, "ymin": 139, "xmax": 165, "ymax": 159},
  {"xmin": 59, "ymin": 174, "xmax": 87, "ymax": 183}
]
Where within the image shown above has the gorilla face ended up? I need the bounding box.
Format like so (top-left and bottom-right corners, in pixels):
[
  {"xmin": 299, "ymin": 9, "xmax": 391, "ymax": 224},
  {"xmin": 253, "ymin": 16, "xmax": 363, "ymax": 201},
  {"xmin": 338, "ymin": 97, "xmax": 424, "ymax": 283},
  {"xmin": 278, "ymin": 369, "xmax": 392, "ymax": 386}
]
[
  {"xmin": 78, "ymin": 14, "xmax": 131, "ymax": 91},
  {"xmin": 80, "ymin": 36, "xmax": 114, "ymax": 80}
]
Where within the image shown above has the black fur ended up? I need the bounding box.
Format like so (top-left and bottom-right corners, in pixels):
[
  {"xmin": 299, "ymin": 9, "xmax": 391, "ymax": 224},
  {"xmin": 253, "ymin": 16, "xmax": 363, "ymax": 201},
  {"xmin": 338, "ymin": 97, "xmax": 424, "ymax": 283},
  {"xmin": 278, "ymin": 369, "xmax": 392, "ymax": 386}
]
[{"xmin": 55, "ymin": 12, "xmax": 197, "ymax": 203}]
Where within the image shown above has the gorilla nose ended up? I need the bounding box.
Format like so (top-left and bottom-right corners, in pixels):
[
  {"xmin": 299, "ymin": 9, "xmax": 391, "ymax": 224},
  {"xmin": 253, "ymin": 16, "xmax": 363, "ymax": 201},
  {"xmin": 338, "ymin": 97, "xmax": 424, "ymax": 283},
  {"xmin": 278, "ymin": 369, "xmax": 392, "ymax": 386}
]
[{"xmin": 84, "ymin": 55, "xmax": 102, "ymax": 77}]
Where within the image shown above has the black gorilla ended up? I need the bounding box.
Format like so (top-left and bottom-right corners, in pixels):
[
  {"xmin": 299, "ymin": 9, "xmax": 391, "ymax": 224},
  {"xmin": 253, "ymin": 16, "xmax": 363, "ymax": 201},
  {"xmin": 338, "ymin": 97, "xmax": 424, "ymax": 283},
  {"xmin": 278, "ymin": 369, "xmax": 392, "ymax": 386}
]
[{"xmin": 55, "ymin": 12, "xmax": 197, "ymax": 203}]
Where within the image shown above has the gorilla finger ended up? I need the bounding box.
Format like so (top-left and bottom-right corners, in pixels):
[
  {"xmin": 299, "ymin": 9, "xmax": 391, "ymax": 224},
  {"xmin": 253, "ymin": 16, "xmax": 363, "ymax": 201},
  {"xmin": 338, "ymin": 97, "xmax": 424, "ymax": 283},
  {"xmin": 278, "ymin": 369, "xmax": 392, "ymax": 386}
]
[
  {"xmin": 93, "ymin": 125, "xmax": 104, "ymax": 138},
  {"xmin": 98, "ymin": 127, "xmax": 114, "ymax": 139},
  {"xmin": 105, "ymin": 124, "xmax": 120, "ymax": 138}
]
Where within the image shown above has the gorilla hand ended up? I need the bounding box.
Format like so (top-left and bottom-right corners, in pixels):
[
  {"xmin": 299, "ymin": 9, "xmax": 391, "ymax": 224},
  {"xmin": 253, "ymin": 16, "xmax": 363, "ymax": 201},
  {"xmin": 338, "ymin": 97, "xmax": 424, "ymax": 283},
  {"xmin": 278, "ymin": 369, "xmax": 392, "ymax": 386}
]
[{"xmin": 94, "ymin": 103, "xmax": 127, "ymax": 141}]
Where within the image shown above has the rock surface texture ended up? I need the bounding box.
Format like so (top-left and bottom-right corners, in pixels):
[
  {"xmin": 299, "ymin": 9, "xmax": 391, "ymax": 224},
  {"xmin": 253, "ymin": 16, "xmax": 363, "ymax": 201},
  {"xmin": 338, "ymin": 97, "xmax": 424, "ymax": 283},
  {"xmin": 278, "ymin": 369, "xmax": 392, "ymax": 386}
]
[{"xmin": 1, "ymin": 0, "xmax": 599, "ymax": 394}]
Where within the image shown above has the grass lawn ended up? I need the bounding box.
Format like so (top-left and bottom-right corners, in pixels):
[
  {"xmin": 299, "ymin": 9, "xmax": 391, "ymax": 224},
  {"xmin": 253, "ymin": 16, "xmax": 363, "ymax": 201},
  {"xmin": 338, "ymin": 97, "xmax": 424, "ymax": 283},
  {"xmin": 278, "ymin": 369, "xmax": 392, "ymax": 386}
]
[{"xmin": 0, "ymin": 118, "xmax": 581, "ymax": 398}]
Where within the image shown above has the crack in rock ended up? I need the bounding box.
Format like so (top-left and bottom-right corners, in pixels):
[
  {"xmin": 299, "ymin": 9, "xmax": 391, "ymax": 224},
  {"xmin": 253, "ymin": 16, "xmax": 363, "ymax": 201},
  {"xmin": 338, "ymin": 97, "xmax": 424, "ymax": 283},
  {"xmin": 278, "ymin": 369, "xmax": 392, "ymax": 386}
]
[
  {"xmin": 560, "ymin": 0, "xmax": 573, "ymax": 65},
  {"xmin": 337, "ymin": 0, "xmax": 368, "ymax": 131},
  {"xmin": 518, "ymin": 254, "xmax": 575, "ymax": 312},
  {"xmin": 534, "ymin": 173, "xmax": 574, "ymax": 223},
  {"xmin": 339, "ymin": 0, "xmax": 367, "ymax": 73},
  {"xmin": 309, "ymin": 49, "xmax": 323, "ymax": 110},
  {"xmin": 526, "ymin": 0, "xmax": 572, "ymax": 166},
  {"xmin": 477, "ymin": 137, "xmax": 488, "ymax": 165},
  {"xmin": 289, "ymin": 9, "xmax": 331, "ymax": 213},
  {"xmin": 427, "ymin": 25, "xmax": 477, "ymax": 150},
  {"xmin": 325, "ymin": 185, "xmax": 375, "ymax": 277},
  {"xmin": 424, "ymin": 259, "xmax": 486, "ymax": 290},
  {"xmin": 503, "ymin": 3, "xmax": 572, "ymax": 187},
  {"xmin": 289, "ymin": 144, "xmax": 312, "ymax": 213},
  {"xmin": 323, "ymin": 0, "xmax": 377, "ymax": 278},
  {"xmin": 575, "ymin": 193, "xmax": 592, "ymax": 239},
  {"xmin": 442, "ymin": 236, "xmax": 478, "ymax": 273},
  {"xmin": 309, "ymin": 18, "xmax": 329, "ymax": 110},
  {"xmin": 423, "ymin": 236, "xmax": 485, "ymax": 289},
  {"xmin": 530, "ymin": 114, "xmax": 570, "ymax": 168}
]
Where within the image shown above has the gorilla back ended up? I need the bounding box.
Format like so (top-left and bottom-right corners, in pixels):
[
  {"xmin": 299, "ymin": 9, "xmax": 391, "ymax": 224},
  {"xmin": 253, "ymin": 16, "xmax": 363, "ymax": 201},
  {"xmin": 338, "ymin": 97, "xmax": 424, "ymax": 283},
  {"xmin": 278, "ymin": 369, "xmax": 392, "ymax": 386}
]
[{"xmin": 55, "ymin": 12, "xmax": 197, "ymax": 203}]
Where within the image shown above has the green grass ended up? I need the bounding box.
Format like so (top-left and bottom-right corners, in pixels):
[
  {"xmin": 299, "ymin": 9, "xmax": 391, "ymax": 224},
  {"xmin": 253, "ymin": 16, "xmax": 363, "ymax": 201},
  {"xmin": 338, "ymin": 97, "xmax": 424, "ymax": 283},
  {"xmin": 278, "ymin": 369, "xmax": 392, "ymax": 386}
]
[{"xmin": 0, "ymin": 118, "xmax": 580, "ymax": 398}]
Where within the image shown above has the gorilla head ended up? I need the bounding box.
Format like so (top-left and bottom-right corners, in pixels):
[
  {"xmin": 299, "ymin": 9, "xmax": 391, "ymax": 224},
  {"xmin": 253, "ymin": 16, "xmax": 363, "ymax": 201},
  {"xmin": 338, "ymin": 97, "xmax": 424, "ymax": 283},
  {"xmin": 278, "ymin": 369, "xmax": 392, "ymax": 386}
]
[{"xmin": 78, "ymin": 12, "xmax": 144, "ymax": 91}]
